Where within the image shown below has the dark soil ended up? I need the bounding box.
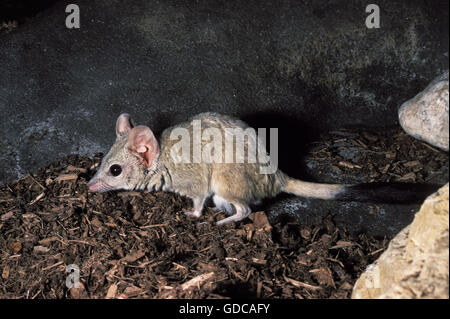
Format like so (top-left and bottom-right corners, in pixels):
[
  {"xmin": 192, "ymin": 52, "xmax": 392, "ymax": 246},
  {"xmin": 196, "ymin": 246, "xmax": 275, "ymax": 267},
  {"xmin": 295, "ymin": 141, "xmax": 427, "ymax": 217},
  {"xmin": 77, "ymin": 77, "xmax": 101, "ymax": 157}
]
[
  {"xmin": 301, "ymin": 128, "xmax": 448, "ymax": 186},
  {"xmin": 0, "ymin": 128, "xmax": 447, "ymax": 299}
]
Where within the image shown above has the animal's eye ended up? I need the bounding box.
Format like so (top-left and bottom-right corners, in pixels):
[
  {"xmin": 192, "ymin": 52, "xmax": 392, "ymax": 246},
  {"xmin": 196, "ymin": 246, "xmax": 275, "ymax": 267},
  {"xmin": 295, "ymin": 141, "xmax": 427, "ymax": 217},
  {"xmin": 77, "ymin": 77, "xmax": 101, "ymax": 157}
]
[{"xmin": 109, "ymin": 164, "xmax": 122, "ymax": 176}]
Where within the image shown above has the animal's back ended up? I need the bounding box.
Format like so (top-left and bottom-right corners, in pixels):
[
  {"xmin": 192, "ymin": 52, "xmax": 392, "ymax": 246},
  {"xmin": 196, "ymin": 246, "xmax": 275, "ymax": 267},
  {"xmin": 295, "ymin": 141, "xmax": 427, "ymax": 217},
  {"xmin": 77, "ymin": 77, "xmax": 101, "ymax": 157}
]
[{"xmin": 159, "ymin": 112, "xmax": 286, "ymax": 202}]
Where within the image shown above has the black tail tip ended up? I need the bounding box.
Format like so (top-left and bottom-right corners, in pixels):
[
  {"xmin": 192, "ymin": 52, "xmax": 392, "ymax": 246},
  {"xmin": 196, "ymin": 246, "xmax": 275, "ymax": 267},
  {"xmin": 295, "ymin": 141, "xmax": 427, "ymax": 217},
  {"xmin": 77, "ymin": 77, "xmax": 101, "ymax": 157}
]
[{"xmin": 336, "ymin": 182, "xmax": 443, "ymax": 204}]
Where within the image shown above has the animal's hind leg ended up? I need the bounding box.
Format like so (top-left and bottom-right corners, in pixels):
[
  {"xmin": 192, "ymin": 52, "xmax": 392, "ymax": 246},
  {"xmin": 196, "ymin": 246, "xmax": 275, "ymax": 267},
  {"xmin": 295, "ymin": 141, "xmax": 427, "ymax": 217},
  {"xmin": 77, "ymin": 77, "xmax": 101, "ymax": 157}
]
[
  {"xmin": 216, "ymin": 201, "xmax": 251, "ymax": 225},
  {"xmin": 184, "ymin": 196, "xmax": 206, "ymax": 218},
  {"xmin": 212, "ymin": 195, "xmax": 233, "ymax": 215}
]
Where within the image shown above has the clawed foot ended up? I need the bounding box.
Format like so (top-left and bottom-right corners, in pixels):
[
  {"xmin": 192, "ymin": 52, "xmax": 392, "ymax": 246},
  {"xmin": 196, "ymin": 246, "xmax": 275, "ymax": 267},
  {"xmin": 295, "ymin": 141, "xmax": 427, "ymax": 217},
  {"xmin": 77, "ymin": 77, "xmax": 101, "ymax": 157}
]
[{"xmin": 184, "ymin": 210, "xmax": 202, "ymax": 218}]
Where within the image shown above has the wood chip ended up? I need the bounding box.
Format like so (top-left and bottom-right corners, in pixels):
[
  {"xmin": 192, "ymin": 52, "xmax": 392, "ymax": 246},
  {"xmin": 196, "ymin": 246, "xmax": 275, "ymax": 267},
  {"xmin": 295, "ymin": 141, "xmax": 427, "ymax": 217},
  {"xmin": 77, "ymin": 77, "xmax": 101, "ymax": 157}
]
[
  {"xmin": 329, "ymin": 240, "xmax": 358, "ymax": 249},
  {"xmin": 354, "ymin": 139, "xmax": 368, "ymax": 149},
  {"xmin": 381, "ymin": 164, "xmax": 390, "ymax": 174},
  {"xmin": 284, "ymin": 275, "xmax": 322, "ymax": 290},
  {"xmin": 29, "ymin": 192, "xmax": 45, "ymax": 205},
  {"xmin": 369, "ymin": 248, "xmax": 385, "ymax": 256},
  {"xmin": 252, "ymin": 257, "xmax": 267, "ymax": 265},
  {"xmin": 121, "ymin": 250, "xmax": 145, "ymax": 263},
  {"xmin": 309, "ymin": 267, "xmax": 335, "ymax": 288},
  {"xmin": 181, "ymin": 272, "xmax": 215, "ymax": 291},
  {"xmin": 2, "ymin": 266, "xmax": 10, "ymax": 279},
  {"xmin": 70, "ymin": 282, "xmax": 88, "ymax": 299},
  {"xmin": 7, "ymin": 242, "xmax": 22, "ymax": 253},
  {"xmin": 326, "ymin": 258, "xmax": 344, "ymax": 268},
  {"xmin": 42, "ymin": 261, "xmax": 64, "ymax": 271},
  {"xmin": 117, "ymin": 192, "xmax": 143, "ymax": 198},
  {"xmin": 396, "ymin": 172, "xmax": 416, "ymax": 182},
  {"xmin": 91, "ymin": 218, "xmax": 103, "ymax": 228},
  {"xmin": 249, "ymin": 211, "xmax": 272, "ymax": 231},
  {"xmin": 66, "ymin": 165, "xmax": 87, "ymax": 173},
  {"xmin": 338, "ymin": 161, "xmax": 361, "ymax": 169},
  {"xmin": 38, "ymin": 236, "xmax": 60, "ymax": 246},
  {"xmin": 362, "ymin": 132, "xmax": 378, "ymax": 142},
  {"xmin": 140, "ymin": 223, "xmax": 168, "ymax": 229},
  {"xmin": 105, "ymin": 283, "xmax": 118, "ymax": 299},
  {"xmin": 256, "ymin": 281, "xmax": 263, "ymax": 298},
  {"xmin": 1, "ymin": 211, "xmax": 14, "ymax": 221},
  {"xmin": 55, "ymin": 174, "xmax": 79, "ymax": 182},
  {"xmin": 33, "ymin": 246, "xmax": 50, "ymax": 254},
  {"xmin": 385, "ymin": 151, "xmax": 396, "ymax": 159},
  {"xmin": 403, "ymin": 160, "xmax": 421, "ymax": 168},
  {"xmin": 22, "ymin": 213, "xmax": 39, "ymax": 219},
  {"xmin": 123, "ymin": 285, "xmax": 142, "ymax": 297},
  {"xmin": 420, "ymin": 142, "xmax": 441, "ymax": 152}
]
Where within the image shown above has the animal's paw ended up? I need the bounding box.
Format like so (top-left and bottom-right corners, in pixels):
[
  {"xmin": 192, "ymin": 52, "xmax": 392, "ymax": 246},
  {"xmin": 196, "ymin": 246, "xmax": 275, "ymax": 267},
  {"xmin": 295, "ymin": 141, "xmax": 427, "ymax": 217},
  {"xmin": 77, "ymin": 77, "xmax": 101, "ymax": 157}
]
[{"xmin": 184, "ymin": 210, "xmax": 202, "ymax": 218}]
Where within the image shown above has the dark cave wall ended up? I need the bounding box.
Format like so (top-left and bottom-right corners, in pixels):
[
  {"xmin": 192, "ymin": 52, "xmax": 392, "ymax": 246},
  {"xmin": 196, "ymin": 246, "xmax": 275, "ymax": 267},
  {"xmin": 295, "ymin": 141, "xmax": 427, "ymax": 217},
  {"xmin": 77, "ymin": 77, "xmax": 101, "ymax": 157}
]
[{"xmin": 0, "ymin": 0, "xmax": 448, "ymax": 183}]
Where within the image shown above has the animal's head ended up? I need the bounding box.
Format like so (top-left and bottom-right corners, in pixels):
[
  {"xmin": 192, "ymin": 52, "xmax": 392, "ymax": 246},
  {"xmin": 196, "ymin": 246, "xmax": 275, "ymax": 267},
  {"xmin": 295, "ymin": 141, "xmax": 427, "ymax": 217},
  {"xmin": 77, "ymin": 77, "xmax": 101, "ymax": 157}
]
[{"xmin": 86, "ymin": 113, "xmax": 160, "ymax": 193}]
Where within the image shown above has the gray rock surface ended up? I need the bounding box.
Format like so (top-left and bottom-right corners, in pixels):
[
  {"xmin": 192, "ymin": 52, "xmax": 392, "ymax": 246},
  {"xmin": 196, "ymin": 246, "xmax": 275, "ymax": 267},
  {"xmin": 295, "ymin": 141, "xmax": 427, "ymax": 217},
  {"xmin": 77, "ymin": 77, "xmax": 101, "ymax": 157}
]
[
  {"xmin": 0, "ymin": 0, "xmax": 448, "ymax": 184},
  {"xmin": 399, "ymin": 71, "xmax": 449, "ymax": 151},
  {"xmin": 266, "ymin": 196, "xmax": 420, "ymax": 238}
]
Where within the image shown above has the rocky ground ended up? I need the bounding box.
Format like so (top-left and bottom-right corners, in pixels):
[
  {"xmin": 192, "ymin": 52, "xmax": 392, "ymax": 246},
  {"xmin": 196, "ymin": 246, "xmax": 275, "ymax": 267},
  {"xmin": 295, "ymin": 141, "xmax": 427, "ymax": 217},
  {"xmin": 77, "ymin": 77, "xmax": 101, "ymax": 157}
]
[{"xmin": 0, "ymin": 127, "xmax": 447, "ymax": 299}]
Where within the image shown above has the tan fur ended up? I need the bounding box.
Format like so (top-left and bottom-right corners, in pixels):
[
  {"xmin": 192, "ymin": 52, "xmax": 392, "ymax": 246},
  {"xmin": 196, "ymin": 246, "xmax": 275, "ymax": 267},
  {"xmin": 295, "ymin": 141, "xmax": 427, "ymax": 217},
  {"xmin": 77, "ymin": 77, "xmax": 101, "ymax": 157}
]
[{"xmin": 283, "ymin": 179, "xmax": 345, "ymax": 200}]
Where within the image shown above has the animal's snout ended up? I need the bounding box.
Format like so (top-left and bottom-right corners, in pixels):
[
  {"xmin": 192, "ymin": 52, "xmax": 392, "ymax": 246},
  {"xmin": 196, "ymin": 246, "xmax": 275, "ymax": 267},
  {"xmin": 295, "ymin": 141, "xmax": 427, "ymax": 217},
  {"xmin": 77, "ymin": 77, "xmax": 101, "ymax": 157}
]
[
  {"xmin": 86, "ymin": 178, "xmax": 99, "ymax": 192},
  {"xmin": 86, "ymin": 177, "xmax": 111, "ymax": 193}
]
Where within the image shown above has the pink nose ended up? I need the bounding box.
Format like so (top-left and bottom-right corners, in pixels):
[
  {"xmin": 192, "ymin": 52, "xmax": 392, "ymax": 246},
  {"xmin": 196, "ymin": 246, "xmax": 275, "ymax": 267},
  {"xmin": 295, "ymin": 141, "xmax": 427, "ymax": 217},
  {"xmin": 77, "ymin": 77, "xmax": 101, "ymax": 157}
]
[
  {"xmin": 86, "ymin": 180, "xmax": 98, "ymax": 192},
  {"xmin": 86, "ymin": 179, "xmax": 108, "ymax": 193}
]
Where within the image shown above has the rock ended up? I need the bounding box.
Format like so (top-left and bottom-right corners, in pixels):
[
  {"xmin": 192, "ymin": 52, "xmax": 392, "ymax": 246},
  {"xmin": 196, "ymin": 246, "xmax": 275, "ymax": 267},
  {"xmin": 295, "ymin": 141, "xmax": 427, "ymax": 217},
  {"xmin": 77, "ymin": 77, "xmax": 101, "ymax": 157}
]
[
  {"xmin": 352, "ymin": 183, "xmax": 449, "ymax": 299},
  {"xmin": 399, "ymin": 71, "xmax": 449, "ymax": 151},
  {"xmin": 0, "ymin": 0, "xmax": 448, "ymax": 184}
]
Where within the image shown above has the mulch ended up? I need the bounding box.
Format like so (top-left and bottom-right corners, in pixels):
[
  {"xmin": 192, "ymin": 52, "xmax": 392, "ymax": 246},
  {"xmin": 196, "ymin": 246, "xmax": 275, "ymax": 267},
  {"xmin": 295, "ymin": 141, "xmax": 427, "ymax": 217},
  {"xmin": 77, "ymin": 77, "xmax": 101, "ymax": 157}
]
[{"xmin": 0, "ymin": 128, "xmax": 447, "ymax": 299}]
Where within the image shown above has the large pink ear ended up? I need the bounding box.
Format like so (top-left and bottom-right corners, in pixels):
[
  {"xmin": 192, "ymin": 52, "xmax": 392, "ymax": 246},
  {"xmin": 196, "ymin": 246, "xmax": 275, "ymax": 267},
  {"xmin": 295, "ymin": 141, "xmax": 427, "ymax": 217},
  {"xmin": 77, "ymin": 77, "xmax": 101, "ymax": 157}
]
[
  {"xmin": 128, "ymin": 125, "xmax": 160, "ymax": 168},
  {"xmin": 116, "ymin": 113, "xmax": 134, "ymax": 137}
]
